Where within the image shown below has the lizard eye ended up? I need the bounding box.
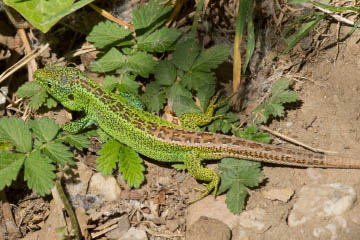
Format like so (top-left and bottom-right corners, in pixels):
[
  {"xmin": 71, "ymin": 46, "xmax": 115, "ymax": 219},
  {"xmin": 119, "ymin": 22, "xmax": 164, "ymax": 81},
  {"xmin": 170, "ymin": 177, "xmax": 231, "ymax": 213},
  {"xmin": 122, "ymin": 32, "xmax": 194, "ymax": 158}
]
[{"xmin": 68, "ymin": 94, "xmax": 74, "ymax": 100}]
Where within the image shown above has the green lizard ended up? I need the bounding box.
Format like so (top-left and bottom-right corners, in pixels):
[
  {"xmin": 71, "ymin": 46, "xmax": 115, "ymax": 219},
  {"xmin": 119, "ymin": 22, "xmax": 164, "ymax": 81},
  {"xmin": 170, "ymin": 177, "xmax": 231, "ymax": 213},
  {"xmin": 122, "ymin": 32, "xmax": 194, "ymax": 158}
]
[{"xmin": 34, "ymin": 66, "xmax": 360, "ymax": 203}]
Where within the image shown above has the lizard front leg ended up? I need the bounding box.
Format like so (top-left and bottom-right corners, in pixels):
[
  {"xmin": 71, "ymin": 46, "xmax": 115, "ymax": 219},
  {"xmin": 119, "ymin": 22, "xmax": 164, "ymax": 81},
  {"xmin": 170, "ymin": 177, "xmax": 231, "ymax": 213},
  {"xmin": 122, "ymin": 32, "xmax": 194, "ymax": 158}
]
[
  {"xmin": 62, "ymin": 115, "xmax": 95, "ymax": 134},
  {"xmin": 179, "ymin": 92, "xmax": 225, "ymax": 130},
  {"xmin": 184, "ymin": 152, "xmax": 220, "ymax": 203}
]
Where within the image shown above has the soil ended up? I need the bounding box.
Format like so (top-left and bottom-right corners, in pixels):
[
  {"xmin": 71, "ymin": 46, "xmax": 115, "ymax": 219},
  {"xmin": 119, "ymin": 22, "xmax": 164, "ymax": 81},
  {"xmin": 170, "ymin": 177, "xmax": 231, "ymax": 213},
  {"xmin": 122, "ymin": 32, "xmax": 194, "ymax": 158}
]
[{"xmin": 1, "ymin": 1, "xmax": 360, "ymax": 239}]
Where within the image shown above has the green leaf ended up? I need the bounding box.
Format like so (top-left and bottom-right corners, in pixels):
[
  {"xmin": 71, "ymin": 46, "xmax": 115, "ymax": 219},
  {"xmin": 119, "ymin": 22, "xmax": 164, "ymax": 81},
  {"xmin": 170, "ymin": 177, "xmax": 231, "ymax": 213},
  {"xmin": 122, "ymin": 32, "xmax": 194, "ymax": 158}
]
[
  {"xmin": 273, "ymin": 91, "xmax": 298, "ymax": 104},
  {"xmin": 97, "ymin": 139, "xmax": 122, "ymax": 175},
  {"xmin": 3, "ymin": 0, "xmax": 95, "ymax": 33},
  {"xmin": 16, "ymin": 81, "xmax": 48, "ymax": 110},
  {"xmin": 236, "ymin": 126, "xmax": 271, "ymax": 143},
  {"xmin": 102, "ymin": 75, "xmax": 118, "ymax": 91},
  {"xmin": 192, "ymin": 45, "xmax": 230, "ymax": 72},
  {"xmin": 45, "ymin": 97, "xmax": 58, "ymax": 109},
  {"xmin": 24, "ymin": 150, "xmax": 55, "ymax": 196},
  {"xmin": 154, "ymin": 60, "xmax": 177, "ymax": 86},
  {"xmin": 132, "ymin": 0, "xmax": 172, "ymax": 34},
  {"xmin": 90, "ymin": 48, "xmax": 126, "ymax": 72},
  {"xmin": 271, "ymin": 78, "xmax": 290, "ymax": 96},
  {"xmin": 138, "ymin": 27, "xmax": 182, "ymax": 52},
  {"xmin": 0, "ymin": 152, "xmax": 25, "ymax": 190},
  {"xmin": 196, "ymin": 82, "xmax": 215, "ymax": 111},
  {"xmin": 118, "ymin": 144, "xmax": 145, "ymax": 188},
  {"xmin": 264, "ymin": 103, "xmax": 284, "ymax": 118},
  {"xmin": 142, "ymin": 82, "xmax": 166, "ymax": 113},
  {"xmin": 168, "ymin": 83, "xmax": 200, "ymax": 116},
  {"xmin": 124, "ymin": 51, "xmax": 156, "ymax": 78},
  {"xmin": 117, "ymin": 74, "xmax": 140, "ymax": 95},
  {"xmin": 87, "ymin": 21, "xmax": 132, "ymax": 48},
  {"xmin": 244, "ymin": 0, "xmax": 255, "ymax": 73},
  {"xmin": 0, "ymin": 117, "xmax": 32, "ymax": 153},
  {"xmin": 43, "ymin": 142, "xmax": 74, "ymax": 167},
  {"xmin": 29, "ymin": 117, "xmax": 59, "ymax": 142},
  {"xmin": 218, "ymin": 158, "xmax": 263, "ymax": 214},
  {"xmin": 172, "ymin": 39, "xmax": 200, "ymax": 71},
  {"xmin": 181, "ymin": 71, "xmax": 215, "ymax": 91},
  {"xmin": 64, "ymin": 134, "xmax": 91, "ymax": 151}
]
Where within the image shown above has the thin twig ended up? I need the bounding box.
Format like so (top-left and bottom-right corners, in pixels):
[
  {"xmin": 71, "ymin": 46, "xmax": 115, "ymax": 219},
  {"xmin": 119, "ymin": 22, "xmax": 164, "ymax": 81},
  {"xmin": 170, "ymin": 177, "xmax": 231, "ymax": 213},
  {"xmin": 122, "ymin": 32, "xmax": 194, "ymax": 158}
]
[{"xmin": 259, "ymin": 125, "xmax": 338, "ymax": 154}]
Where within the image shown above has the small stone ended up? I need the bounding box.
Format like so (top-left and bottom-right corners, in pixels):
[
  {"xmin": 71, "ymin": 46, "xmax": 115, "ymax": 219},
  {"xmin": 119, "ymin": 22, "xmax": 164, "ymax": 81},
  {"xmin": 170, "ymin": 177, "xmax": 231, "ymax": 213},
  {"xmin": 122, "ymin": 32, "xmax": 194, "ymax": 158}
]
[
  {"xmin": 119, "ymin": 227, "xmax": 147, "ymax": 240},
  {"xmin": 262, "ymin": 187, "xmax": 294, "ymax": 202},
  {"xmin": 238, "ymin": 208, "xmax": 267, "ymax": 232},
  {"xmin": 186, "ymin": 216, "xmax": 231, "ymax": 240},
  {"xmin": 288, "ymin": 183, "xmax": 356, "ymax": 227},
  {"xmin": 88, "ymin": 172, "xmax": 122, "ymax": 201}
]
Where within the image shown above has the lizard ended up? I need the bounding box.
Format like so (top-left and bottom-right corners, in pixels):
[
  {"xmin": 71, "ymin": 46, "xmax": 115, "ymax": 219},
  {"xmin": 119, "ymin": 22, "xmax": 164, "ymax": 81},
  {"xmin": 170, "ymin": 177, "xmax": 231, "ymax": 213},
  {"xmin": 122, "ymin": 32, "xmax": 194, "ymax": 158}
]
[{"xmin": 34, "ymin": 66, "xmax": 360, "ymax": 203}]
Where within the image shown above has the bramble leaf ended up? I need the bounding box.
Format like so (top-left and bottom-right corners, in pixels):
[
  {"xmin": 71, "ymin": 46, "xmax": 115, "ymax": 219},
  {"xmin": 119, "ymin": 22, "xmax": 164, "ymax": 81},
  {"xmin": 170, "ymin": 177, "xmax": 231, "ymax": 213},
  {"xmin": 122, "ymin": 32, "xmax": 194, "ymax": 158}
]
[
  {"xmin": 192, "ymin": 45, "xmax": 230, "ymax": 72},
  {"xmin": 123, "ymin": 51, "xmax": 156, "ymax": 78},
  {"xmin": 43, "ymin": 142, "xmax": 74, "ymax": 166},
  {"xmin": 64, "ymin": 134, "xmax": 91, "ymax": 151},
  {"xmin": 16, "ymin": 81, "xmax": 48, "ymax": 110},
  {"xmin": 29, "ymin": 117, "xmax": 59, "ymax": 142},
  {"xmin": 0, "ymin": 117, "xmax": 32, "ymax": 153},
  {"xmin": 138, "ymin": 27, "xmax": 182, "ymax": 52},
  {"xmin": 0, "ymin": 152, "xmax": 25, "ymax": 190},
  {"xmin": 24, "ymin": 150, "xmax": 55, "ymax": 196},
  {"xmin": 118, "ymin": 144, "xmax": 145, "ymax": 188},
  {"xmin": 90, "ymin": 48, "xmax": 126, "ymax": 72},
  {"xmin": 154, "ymin": 60, "xmax": 177, "ymax": 86},
  {"xmin": 172, "ymin": 39, "xmax": 200, "ymax": 71},
  {"xmin": 97, "ymin": 139, "xmax": 121, "ymax": 175},
  {"xmin": 87, "ymin": 21, "xmax": 132, "ymax": 48},
  {"xmin": 142, "ymin": 82, "xmax": 166, "ymax": 113}
]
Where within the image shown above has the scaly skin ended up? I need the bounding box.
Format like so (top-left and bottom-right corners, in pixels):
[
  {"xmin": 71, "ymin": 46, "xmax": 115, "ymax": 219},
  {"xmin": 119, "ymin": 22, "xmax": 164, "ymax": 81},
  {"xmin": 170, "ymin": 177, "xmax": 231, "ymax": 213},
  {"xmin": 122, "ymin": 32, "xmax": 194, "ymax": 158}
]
[{"xmin": 34, "ymin": 66, "xmax": 360, "ymax": 203}]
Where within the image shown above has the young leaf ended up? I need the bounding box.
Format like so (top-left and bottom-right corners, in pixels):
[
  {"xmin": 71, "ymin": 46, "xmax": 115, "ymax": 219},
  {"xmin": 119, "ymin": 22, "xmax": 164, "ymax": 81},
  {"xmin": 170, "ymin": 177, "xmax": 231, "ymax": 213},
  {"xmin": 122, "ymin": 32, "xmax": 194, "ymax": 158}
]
[
  {"xmin": 102, "ymin": 75, "xmax": 118, "ymax": 91},
  {"xmin": 191, "ymin": 45, "xmax": 230, "ymax": 72},
  {"xmin": 29, "ymin": 117, "xmax": 59, "ymax": 142},
  {"xmin": 172, "ymin": 39, "xmax": 200, "ymax": 71},
  {"xmin": 87, "ymin": 21, "xmax": 131, "ymax": 48},
  {"xmin": 24, "ymin": 150, "xmax": 56, "ymax": 196},
  {"xmin": 16, "ymin": 81, "xmax": 48, "ymax": 110},
  {"xmin": 45, "ymin": 97, "xmax": 58, "ymax": 109},
  {"xmin": 43, "ymin": 142, "xmax": 74, "ymax": 167},
  {"xmin": 0, "ymin": 117, "xmax": 32, "ymax": 153},
  {"xmin": 118, "ymin": 144, "xmax": 145, "ymax": 188},
  {"xmin": 236, "ymin": 126, "xmax": 271, "ymax": 143},
  {"xmin": 64, "ymin": 134, "xmax": 91, "ymax": 151},
  {"xmin": 0, "ymin": 152, "xmax": 25, "ymax": 190},
  {"xmin": 154, "ymin": 60, "xmax": 177, "ymax": 86},
  {"xmin": 123, "ymin": 51, "xmax": 156, "ymax": 78},
  {"xmin": 90, "ymin": 48, "xmax": 126, "ymax": 72},
  {"xmin": 218, "ymin": 158, "xmax": 263, "ymax": 214},
  {"xmin": 142, "ymin": 82, "xmax": 166, "ymax": 113},
  {"xmin": 97, "ymin": 139, "xmax": 122, "ymax": 175},
  {"xmin": 132, "ymin": 0, "xmax": 172, "ymax": 34},
  {"xmin": 138, "ymin": 27, "xmax": 182, "ymax": 52}
]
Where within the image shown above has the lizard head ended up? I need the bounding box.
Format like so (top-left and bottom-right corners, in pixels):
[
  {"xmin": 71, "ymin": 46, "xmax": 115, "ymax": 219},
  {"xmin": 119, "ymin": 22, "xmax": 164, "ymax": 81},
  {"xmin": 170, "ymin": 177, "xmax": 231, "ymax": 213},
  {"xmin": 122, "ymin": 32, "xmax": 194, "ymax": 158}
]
[{"xmin": 34, "ymin": 66, "xmax": 86, "ymax": 111}]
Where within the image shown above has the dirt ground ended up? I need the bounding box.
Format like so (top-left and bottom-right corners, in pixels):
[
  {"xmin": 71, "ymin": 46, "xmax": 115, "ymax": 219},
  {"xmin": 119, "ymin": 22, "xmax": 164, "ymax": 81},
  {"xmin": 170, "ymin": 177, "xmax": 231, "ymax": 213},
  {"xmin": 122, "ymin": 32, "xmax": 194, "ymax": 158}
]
[{"xmin": 2, "ymin": 1, "xmax": 360, "ymax": 240}]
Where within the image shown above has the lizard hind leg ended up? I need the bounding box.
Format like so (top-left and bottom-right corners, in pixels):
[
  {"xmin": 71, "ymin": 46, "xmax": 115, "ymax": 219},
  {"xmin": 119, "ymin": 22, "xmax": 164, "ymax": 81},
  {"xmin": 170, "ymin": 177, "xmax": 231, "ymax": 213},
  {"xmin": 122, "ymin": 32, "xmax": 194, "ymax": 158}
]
[{"xmin": 183, "ymin": 152, "xmax": 220, "ymax": 204}]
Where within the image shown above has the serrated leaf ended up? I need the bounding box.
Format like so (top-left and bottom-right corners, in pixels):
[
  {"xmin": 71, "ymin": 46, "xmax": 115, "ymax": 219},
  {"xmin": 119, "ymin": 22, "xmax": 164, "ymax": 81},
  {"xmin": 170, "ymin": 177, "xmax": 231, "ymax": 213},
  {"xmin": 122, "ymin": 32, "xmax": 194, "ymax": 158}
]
[
  {"xmin": 87, "ymin": 21, "xmax": 131, "ymax": 48},
  {"xmin": 264, "ymin": 103, "xmax": 284, "ymax": 117},
  {"xmin": 3, "ymin": 0, "xmax": 95, "ymax": 33},
  {"xmin": 64, "ymin": 134, "xmax": 90, "ymax": 151},
  {"xmin": 167, "ymin": 83, "xmax": 199, "ymax": 116},
  {"xmin": 181, "ymin": 71, "xmax": 215, "ymax": 91},
  {"xmin": 96, "ymin": 139, "xmax": 121, "ymax": 175},
  {"xmin": 117, "ymin": 74, "xmax": 140, "ymax": 95},
  {"xmin": 0, "ymin": 152, "xmax": 25, "ymax": 190},
  {"xmin": 271, "ymin": 78, "xmax": 290, "ymax": 96},
  {"xmin": 24, "ymin": 150, "xmax": 55, "ymax": 196},
  {"xmin": 132, "ymin": 0, "xmax": 172, "ymax": 34},
  {"xmin": 102, "ymin": 75, "xmax": 118, "ymax": 91},
  {"xmin": 142, "ymin": 82, "xmax": 166, "ymax": 113},
  {"xmin": 154, "ymin": 60, "xmax": 177, "ymax": 86},
  {"xmin": 138, "ymin": 27, "xmax": 182, "ymax": 52},
  {"xmin": 29, "ymin": 117, "xmax": 59, "ymax": 142},
  {"xmin": 0, "ymin": 117, "xmax": 32, "ymax": 153},
  {"xmin": 273, "ymin": 91, "xmax": 298, "ymax": 104},
  {"xmin": 124, "ymin": 52, "xmax": 156, "ymax": 78},
  {"xmin": 225, "ymin": 181, "xmax": 248, "ymax": 214},
  {"xmin": 43, "ymin": 142, "xmax": 74, "ymax": 167},
  {"xmin": 172, "ymin": 39, "xmax": 200, "ymax": 71},
  {"xmin": 118, "ymin": 144, "xmax": 145, "ymax": 188},
  {"xmin": 16, "ymin": 81, "xmax": 48, "ymax": 110},
  {"xmin": 90, "ymin": 48, "xmax": 126, "ymax": 72},
  {"xmin": 196, "ymin": 82, "xmax": 215, "ymax": 111},
  {"xmin": 236, "ymin": 126, "xmax": 272, "ymax": 143},
  {"xmin": 45, "ymin": 97, "xmax": 58, "ymax": 109},
  {"xmin": 192, "ymin": 45, "xmax": 230, "ymax": 72}
]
